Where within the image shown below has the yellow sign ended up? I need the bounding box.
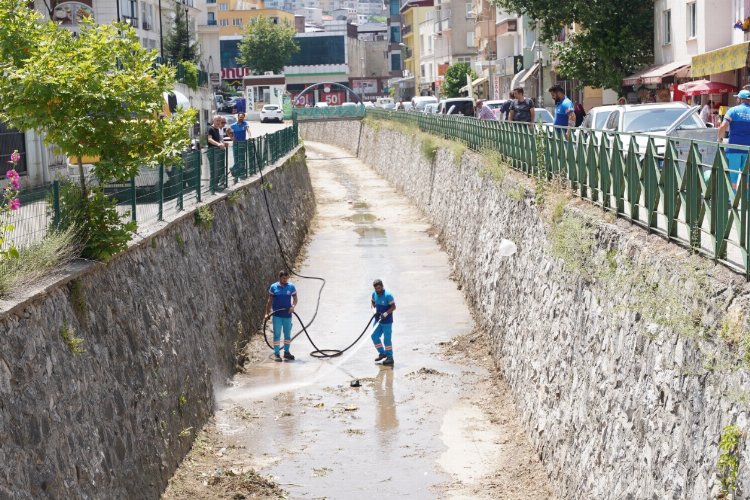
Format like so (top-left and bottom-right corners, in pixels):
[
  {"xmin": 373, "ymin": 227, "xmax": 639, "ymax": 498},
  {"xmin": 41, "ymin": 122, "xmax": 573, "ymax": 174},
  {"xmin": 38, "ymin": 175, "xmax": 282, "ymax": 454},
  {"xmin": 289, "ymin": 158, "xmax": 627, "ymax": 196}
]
[{"xmin": 692, "ymin": 41, "xmax": 750, "ymax": 77}]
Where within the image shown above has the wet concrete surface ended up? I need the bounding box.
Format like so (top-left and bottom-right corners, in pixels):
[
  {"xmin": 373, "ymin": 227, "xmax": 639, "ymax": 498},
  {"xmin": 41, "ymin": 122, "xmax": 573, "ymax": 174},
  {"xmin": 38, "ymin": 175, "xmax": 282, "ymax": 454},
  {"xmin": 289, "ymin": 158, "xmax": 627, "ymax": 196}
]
[{"xmin": 164, "ymin": 141, "xmax": 554, "ymax": 499}]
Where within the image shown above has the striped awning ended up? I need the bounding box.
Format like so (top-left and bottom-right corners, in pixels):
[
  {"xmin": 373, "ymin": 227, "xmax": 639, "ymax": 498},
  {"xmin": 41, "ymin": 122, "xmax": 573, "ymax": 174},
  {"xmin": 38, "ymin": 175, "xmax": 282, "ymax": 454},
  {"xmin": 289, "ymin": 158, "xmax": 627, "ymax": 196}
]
[
  {"xmin": 691, "ymin": 42, "xmax": 750, "ymax": 77},
  {"xmin": 622, "ymin": 60, "xmax": 690, "ymax": 86}
]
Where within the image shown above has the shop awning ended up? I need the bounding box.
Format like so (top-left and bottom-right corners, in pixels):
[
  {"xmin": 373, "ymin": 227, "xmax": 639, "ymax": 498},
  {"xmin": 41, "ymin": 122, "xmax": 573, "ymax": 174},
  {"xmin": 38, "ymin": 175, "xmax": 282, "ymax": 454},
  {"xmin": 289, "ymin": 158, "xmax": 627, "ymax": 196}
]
[
  {"xmin": 518, "ymin": 62, "xmax": 540, "ymax": 86},
  {"xmin": 459, "ymin": 77, "xmax": 488, "ymax": 92},
  {"xmin": 622, "ymin": 60, "xmax": 690, "ymax": 86},
  {"xmin": 510, "ymin": 68, "xmax": 528, "ymax": 90},
  {"xmin": 692, "ymin": 41, "xmax": 750, "ymax": 77}
]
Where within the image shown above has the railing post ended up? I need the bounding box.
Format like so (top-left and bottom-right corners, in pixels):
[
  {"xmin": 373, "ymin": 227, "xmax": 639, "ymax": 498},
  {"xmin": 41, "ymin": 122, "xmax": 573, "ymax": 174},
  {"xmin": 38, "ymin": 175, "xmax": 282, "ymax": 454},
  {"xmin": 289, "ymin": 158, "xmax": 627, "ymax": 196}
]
[
  {"xmin": 158, "ymin": 163, "xmax": 164, "ymax": 221},
  {"xmin": 52, "ymin": 180, "xmax": 61, "ymax": 230},
  {"xmin": 130, "ymin": 176, "xmax": 137, "ymax": 222},
  {"xmin": 197, "ymin": 150, "xmax": 202, "ymax": 203},
  {"xmin": 209, "ymin": 148, "xmax": 216, "ymax": 195},
  {"xmin": 178, "ymin": 158, "xmax": 184, "ymax": 211}
]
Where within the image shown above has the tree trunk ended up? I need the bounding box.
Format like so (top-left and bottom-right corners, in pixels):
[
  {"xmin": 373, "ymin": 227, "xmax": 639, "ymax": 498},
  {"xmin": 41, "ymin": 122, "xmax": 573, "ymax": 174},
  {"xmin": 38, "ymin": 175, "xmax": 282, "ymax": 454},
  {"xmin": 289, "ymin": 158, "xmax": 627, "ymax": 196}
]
[{"xmin": 77, "ymin": 157, "xmax": 88, "ymax": 202}]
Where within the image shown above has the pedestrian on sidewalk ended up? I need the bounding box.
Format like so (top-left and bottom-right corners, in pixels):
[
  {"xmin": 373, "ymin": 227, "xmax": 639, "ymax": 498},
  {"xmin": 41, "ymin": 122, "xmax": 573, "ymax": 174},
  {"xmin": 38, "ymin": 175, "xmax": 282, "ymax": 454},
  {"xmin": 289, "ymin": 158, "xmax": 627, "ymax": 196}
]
[
  {"xmin": 475, "ymin": 100, "xmax": 497, "ymax": 121},
  {"xmin": 265, "ymin": 270, "xmax": 298, "ymax": 362},
  {"xmin": 509, "ymin": 87, "xmax": 535, "ymax": 125},
  {"xmin": 371, "ymin": 279, "xmax": 396, "ymax": 366}
]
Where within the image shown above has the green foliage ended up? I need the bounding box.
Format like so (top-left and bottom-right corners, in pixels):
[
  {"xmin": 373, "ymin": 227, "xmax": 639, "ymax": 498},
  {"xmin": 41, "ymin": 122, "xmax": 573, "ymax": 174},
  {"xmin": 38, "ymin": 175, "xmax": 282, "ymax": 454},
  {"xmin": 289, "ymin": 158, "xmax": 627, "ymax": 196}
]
[
  {"xmin": 175, "ymin": 232, "xmax": 187, "ymax": 255},
  {"xmin": 0, "ymin": 228, "xmax": 79, "ymax": 297},
  {"xmin": 177, "ymin": 61, "xmax": 199, "ymax": 90},
  {"xmin": 718, "ymin": 424, "xmax": 743, "ymax": 498},
  {"xmin": 237, "ymin": 16, "xmax": 299, "ymax": 75},
  {"xmin": 60, "ymin": 322, "xmax": 86, "ymax": 354},
  {"xmin": 479, "ymin": 149, "xmax": 507, "ymax": 185},
  {"xmin": 56, "ymin": 183, "xmax": 137, "ymax": 261},
  {"xmin": 163, "ymin": 1, "xmax": 199, "ymax": 63},
  {"xmin": 442, "ymin": 63, "xmax": 477, "ymax": 98},
  {"xmin": 421, "ymin": 137, "xmax": 438, "ymax": 163},
  {"xmin": 507, "ymin": 184, "xmax": 526, "ymax": 202},
  {"xmin": 0, "ymin": 2, "xmax": 195, "ymax": 185},
  {"xmin": 549, "ymin": 214, "xmax": 596, "ymax": 276},
  {"xmin": 195, "ymin": 205, "xmax": 214, "ymax": 230},
  {"xmin": 494, "ymin": 0, "xmax": 654, "ymax": 90},
  {"xmin": 227, "ymin": 190, "xmax": 242, "ymax": 204}
]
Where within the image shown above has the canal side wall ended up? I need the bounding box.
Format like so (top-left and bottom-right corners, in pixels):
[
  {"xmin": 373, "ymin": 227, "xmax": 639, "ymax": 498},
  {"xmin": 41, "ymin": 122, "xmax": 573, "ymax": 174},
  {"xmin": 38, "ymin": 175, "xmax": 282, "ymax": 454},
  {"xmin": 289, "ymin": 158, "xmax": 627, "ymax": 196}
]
[
  {"xmin": 301, "ymin": 121, "xmax": 750, "ymax": 499},
  {"xmin": 0, "ymin": 148, "xmax": 314, "ymax": 499}
]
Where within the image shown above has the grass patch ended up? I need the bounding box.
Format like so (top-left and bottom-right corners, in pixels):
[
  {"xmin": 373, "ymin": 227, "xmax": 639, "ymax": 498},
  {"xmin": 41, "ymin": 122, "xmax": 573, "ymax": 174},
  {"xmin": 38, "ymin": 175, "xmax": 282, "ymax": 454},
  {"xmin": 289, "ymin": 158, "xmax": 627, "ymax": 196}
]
[
  {"xmin": 194, "ymin": 205, "xmax": 214, "ymax": 230},
  {"xmin": 479, "ymin": 149, "xmax": 508, "ymax": 185},
  {"xmin": 506, "ymin": 184, "xmax": 526, "ymax": 202},
  {"xmin": 227, "ymin": 190, "xmax": 242, "ymax": 204},
  {"xmin": 718, "ymin": 424, "xmax": 743, "ymax": 498},
  {"xmin": 421, "ymin": 137, "xmax": 439, "ymax": 163},
  {"xmin": 0, "ymin": 228, "xmax": 79, "ymax": 297},
  {"xmin": 549, "ymin": 214, "xmax": 596, "ymax": 277},
  {"xmin": 60, "ymin": 321, "xmax": 85, "ymax": 354}
]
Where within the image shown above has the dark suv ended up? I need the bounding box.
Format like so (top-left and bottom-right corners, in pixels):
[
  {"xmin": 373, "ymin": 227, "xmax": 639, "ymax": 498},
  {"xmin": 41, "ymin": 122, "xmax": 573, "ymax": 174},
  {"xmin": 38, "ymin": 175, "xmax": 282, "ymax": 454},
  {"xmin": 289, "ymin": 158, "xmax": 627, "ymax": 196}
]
[{"xmin": 438, "ymin": 98, "xmax": 475, "ymax": 116}]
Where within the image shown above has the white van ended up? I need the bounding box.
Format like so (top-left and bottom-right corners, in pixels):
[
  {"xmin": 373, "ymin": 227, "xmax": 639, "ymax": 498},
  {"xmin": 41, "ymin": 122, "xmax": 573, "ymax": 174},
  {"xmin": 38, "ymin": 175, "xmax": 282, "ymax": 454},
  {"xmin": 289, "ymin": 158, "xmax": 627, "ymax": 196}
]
[{"xmin": 411, "ymin": 96, "xmax": 438, "ymax": 112}]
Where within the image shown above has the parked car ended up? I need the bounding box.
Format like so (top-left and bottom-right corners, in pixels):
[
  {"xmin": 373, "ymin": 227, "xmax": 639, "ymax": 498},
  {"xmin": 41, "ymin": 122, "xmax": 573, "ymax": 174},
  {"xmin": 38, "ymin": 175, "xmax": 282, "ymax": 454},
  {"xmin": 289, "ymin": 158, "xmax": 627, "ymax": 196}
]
[
  {"xmin": 423, "ymin": 103, "xmax": 439, "ymax": 114},
  {"xmin": 314, "ymin": 102, "xmax": 329, "ymax": 108},
  {"xmin": 484, "ymin": 99, "xmax": 506, "ymax": 120},
  {"xmin": 439, "ymin": 98, "xmax": 475, "ymax": 116},
  {"xmin": 396, "ymin": 101, "xmax": 414, "ymax": 111},
  {"xmin": 383, "ymin": 103, "xmax": 397, "ymax": 110},
  {"xmin": 375, "ymin": 97, "xmax": 395, "ymax": 108},
  {"xmin": 412, "ymin": 96, "xmax": 438, "ymax": 112},
  {"xmin": 363, "ymin": 101, "xmax": 375, "ymax": 108},
  {"xmin": 534, "ymin": 108, "xmax": 554, "ymax": 124},
  {"xmin": 581, "ymin": 105, "xmax": 617, "ymax": 131},
  {"xmin": 260, "ymin": 104, "xmax": 284, "ymax": 123}
]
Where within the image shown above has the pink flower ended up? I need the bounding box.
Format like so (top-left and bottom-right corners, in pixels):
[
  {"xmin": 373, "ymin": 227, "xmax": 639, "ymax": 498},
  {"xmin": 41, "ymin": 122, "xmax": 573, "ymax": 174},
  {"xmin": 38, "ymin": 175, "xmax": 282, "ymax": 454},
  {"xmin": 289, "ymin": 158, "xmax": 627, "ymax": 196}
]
[
  {"xmin": 10, "ymin": 151, "xmax": 20, "ymax": 163},
  {"xmin": 8, "ymin": 198, "xmax": 20, "ymax": 211},
  {"xmin": 11, "ymin": 178, "xmax": 19, "ymax": 190},
  {"xmin": 5, "ymin": 169, "xmax": 18, "ymax": 181}
]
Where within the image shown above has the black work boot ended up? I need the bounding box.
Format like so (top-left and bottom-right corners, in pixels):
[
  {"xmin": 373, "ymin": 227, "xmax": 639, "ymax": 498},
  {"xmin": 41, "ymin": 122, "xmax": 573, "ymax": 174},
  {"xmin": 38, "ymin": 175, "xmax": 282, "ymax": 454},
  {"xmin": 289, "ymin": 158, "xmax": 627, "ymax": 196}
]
[
  {"xmin": 283, "ymin": 351, "xmax": 295, "ymax": 361},
  {"xmin": 274, "ymin": 353, "xmax": 282, "ymax": 362},
  {"xmin": 382, "ymin": 357, "xmax": 394, "ymax": 366},
  {"xmin": 375, "ymin": 353, "xmax": 387, "ymax": 362}
]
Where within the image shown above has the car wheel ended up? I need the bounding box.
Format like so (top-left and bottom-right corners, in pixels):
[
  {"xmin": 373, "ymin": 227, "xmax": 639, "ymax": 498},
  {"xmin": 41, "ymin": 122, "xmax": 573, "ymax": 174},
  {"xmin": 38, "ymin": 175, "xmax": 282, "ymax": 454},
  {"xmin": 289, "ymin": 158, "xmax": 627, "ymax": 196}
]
[{"xmin": 261, "ymin": 118, "xmax": 266, "ymax": 123}]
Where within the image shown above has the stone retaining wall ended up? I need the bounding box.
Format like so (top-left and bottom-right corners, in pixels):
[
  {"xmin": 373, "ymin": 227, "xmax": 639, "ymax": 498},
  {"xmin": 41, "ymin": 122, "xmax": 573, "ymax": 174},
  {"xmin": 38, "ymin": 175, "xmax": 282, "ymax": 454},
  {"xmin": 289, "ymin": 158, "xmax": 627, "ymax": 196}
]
[
  {"xmin": 0, "ymin": 148, "xmax": 314, "ymax": 499},
  {"xmin": 301, "ymin": 120, "xmax": 750, "ymax": 499}
]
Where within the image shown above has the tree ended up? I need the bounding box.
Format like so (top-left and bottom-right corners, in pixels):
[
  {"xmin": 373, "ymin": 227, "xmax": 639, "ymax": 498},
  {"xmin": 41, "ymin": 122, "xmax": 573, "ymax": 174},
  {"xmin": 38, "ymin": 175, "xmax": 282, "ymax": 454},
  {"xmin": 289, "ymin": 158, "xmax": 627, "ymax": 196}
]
[
  {"xmin": 237, "ymin": 16, "xmax": 299, "ymax": 75},
  {"xmin": 163, "ymin": 1, "xmax": 199, "ymax": 63},
  {"xmin": 442, "ymin": 63, "xmax": 477, "ymax": 98},
  {"xmin": 494, "ymin": 0, "xmax": 654, "ymax": 90},
  {"xmin": 0, "ymin": 0, "xmax": 195, "ymax": 258}
]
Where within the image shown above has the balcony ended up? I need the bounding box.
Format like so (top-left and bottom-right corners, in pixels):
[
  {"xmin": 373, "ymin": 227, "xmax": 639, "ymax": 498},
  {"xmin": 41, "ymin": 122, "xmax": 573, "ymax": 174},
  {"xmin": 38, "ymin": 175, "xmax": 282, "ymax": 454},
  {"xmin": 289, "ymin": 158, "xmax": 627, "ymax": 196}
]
[
  {"xmin": 207, "ymin": 19, "xmax": 217, "ymax": 25},
  {"xmin": 496, "ymin": 17, "xmax": 517, "ymax": 36},
  {"xmin": 402, "ymin": 24, "xmax": 412, "ymax": 36}
]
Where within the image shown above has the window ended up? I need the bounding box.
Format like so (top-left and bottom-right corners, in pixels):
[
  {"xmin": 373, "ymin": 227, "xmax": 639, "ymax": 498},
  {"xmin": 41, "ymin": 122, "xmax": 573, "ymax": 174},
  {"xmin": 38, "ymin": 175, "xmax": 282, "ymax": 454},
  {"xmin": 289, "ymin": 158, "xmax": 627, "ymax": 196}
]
[
  {"xmin": 120, "ymin": 0, "xmax": 138, "ymax": 26},
  {"xmin": 466, "ymin": 32, "xmax": 475, "ymax": 47},
  {"xmin": 465, "ymin": 2, "xmax": 474, "ymax": 18},
  {"xmin": 232, "ymin": 18, "xmax": 242, "ymax": 26},
  {"xmin": 420, "ymin": 64, "xmax": 426, "ymax": 77},
  {"xmin": 663, "ymin": 9, "xmax": 671, "ymax": 44},
  {"xmin": 219, "ymin": 2, "xmax": 227, "ymax": 9},
  {"xmin": 687, "ymin": 2, "xmax": 697, "ymax": 38},
  {"xmin": 141, "ymin": 2, "xmax": 153, "ymax": 30},
  {"xmin": 456, "ymin": 56, "xmax": 471, "ymax": 64},
  {"xmin": 390, "ymin": 52, "xmax": 401, "ymax": 71},
  {"xmin": 389, "ymin": 0, "xmax": 399, "ymax": 16},
  {"xmin": 389, "ymin": 26, "xmax": 400, "ymax": 43},
  {"xmin": 208, "ymin": 12, "xmax": 216, "ymax": 24},
  {"xmin": 219, "ymin": 18, "xmax": 229, "ymax": 26}
]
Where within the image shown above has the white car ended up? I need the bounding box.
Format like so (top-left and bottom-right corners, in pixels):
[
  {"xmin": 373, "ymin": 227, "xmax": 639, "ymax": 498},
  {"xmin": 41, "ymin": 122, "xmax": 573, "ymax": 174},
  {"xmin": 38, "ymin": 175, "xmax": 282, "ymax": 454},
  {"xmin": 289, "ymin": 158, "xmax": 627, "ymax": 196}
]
[
  {"xmin": 412, "ymin": 96, "xmax": 438, "ymax": 112},
  {"xmin": 260, "ymin": 104, "xmax": 284, "ymax": 123},
  {"xmin": 581, "ymin": 105, "xmax": 617, "ymax": 130},
  {"xmin": 484, "ymin": 100, "xmax": 507, "ymax": 120},
  {"xmin": 314, "ymin": 102, "xmax": 329, "ymax": 108},
  {"xmin": 423, "ymin": 103, "xmax": 439, "ymax": 114}
]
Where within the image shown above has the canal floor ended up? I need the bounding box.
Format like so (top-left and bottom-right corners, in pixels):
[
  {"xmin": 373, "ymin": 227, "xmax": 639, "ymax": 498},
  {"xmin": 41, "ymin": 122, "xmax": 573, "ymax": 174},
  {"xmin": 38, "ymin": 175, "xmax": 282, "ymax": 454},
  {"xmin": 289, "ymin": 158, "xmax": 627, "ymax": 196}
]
[{"xmin": 163, "ymin": 141, "xmax": 554, "ymax": 499}]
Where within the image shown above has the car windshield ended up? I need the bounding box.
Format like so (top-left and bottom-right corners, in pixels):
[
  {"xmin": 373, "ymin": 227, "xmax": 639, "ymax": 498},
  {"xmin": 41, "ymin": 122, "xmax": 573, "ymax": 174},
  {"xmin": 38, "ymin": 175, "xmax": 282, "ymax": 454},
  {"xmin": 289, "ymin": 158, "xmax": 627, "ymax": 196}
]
[
  {"xmin": 622, "ymin": 108, "xmax": 703, "ymax": 132},
  {"xmin": 485, "ymin": 102, "xmax": 503, "ymax": 109},
  {"xmin": 536, "ymin": 109, "xmax": 553, "ymax": 123}
]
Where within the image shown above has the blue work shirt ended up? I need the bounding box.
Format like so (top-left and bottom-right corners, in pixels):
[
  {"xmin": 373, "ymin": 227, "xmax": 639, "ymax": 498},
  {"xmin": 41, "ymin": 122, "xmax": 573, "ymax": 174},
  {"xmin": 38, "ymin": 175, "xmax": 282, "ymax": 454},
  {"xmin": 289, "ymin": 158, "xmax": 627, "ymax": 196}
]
[
  {"xmin": 269, "ymin": 281, "xmax": 296, "ymax": 317},
  {"xmin": 230, "ymin": 121, "xmax": 250, "ymax": 141},
  {"xmin": 372, "ymin": 290, "xmax": 395, "ymax": 324},
  {"xmin": 725, "ymin": 103, "xmax": 750, "ymax": 153},
  {"xmin": 554, "ymin": 97, "xmax": 574, "ymax": 127}
]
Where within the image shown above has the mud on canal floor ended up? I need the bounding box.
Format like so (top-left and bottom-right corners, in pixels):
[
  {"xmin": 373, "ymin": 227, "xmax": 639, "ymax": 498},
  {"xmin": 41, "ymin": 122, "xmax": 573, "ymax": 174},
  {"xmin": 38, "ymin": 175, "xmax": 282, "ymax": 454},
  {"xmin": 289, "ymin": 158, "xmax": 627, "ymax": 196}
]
[{"xmin": 162, "ymin": 142, "xmax": 554, "ymax": 499}]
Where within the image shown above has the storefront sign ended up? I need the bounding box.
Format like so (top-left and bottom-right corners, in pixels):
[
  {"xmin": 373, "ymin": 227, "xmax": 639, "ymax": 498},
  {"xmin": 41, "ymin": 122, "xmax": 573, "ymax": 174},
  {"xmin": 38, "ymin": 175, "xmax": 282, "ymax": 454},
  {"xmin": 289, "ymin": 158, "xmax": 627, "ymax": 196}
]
[
  {"xmin": 353, "ymin": 79, "xmax": 378, "ymax": 95},
  {"xmin": 52, "ymin": 0, "xmax": 93, "ymax": 26},
  {"xmin": 222, "ymin": 67, "xmax": 252, "ymax": 80}
]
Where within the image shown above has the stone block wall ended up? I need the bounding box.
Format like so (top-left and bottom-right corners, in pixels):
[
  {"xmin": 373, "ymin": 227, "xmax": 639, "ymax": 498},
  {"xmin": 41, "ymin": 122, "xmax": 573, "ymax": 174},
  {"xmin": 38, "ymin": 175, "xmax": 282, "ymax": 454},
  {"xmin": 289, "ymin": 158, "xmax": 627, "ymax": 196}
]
[
  {"xmin": 301, "ymin": 121, "xmax": 750, "ymax": 499},
  {"xmin": 0, "ymin": 148, "xmax": 314, "ymax": 499}
]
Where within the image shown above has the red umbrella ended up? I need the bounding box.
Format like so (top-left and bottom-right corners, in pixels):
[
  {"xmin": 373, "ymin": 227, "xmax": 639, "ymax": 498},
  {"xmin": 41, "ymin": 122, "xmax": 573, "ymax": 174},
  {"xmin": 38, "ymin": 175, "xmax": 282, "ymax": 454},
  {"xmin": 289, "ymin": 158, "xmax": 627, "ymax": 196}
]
[{"xmin": 677, "ymin": 80, "xmax": 738, "ymax": 96}]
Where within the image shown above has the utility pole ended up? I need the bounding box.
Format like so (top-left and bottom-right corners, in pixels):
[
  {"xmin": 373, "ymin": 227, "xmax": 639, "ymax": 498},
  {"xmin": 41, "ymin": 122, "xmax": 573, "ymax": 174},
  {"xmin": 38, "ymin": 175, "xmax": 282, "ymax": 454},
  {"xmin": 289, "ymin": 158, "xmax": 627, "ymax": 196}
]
[
  {"xmin": 158, "ymin": 0, "xmax": 164, "ymax": 58},
  {"xmin": 536, "ymin": 28, "xmax": 544, "ymax": 108}
]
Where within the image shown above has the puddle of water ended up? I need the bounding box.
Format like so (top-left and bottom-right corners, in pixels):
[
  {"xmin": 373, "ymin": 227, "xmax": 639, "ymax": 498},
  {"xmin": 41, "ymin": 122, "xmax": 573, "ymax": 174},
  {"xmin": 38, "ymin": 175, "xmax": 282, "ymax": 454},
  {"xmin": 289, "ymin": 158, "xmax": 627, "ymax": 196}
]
[
  {"xmin": 438, "ymin": 405, "xmax": 501, "ymax": 482},
  {"xmin": 353, "ymin": 226, "xmax": 387, "ymax": 246},
  {"xmin": 352, "ymin": 201, "xmax": 370, "ymax": 210},
  {"xmin": 347, "ymin": 213, "xmax": 378, "ymax": 224}
]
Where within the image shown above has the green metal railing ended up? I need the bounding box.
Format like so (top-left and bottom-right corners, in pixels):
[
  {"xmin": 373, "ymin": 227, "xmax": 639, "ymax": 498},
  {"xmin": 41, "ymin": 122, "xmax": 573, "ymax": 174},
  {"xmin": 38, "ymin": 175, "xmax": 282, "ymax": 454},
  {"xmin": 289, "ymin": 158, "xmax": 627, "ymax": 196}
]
[
  {"xmin": 367, "ymin": 108, "xmax": 750, "ymax": 277},
  {"xmin": 4, "ymin": 123, "xmax": 300, "ymax": 251},
  {"xmin": 294, "ymin": 104, "xmax": 367, "ymax": 121}
]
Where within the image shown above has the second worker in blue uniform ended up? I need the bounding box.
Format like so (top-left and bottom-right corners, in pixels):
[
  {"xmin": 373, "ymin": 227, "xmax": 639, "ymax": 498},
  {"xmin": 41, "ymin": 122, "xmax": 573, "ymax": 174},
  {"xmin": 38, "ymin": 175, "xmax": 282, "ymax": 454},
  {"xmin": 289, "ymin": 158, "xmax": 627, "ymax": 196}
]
[{"xmin": 371, "ymin": 279, "xmax": 396, "ymax": 366}]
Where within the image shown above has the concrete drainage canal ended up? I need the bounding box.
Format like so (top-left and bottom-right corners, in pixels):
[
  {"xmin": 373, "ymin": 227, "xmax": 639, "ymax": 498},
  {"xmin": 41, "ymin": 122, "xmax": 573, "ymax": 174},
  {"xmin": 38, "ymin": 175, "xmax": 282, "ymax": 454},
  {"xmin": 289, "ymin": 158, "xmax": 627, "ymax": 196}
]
[{"xmin": 162, "ymin": 142, "xmax": 554, "ymax": 499}]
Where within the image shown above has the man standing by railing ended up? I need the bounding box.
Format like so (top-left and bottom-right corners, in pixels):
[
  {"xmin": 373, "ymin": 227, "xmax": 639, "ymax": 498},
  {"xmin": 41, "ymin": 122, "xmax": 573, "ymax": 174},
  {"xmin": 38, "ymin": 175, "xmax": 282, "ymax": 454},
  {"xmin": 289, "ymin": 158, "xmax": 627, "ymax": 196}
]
[
  {"xmin": 207, "ymin": 115, "xmax": 226, "ymax": 191},
  {"xmin": 230, "ymin": 112, "xmax": 250, "ymax": 182},
  {"xmin": 548, "ymin": 84, "xmax": 575, "ymax": 136},
  {"xmin": 509, "ymin": 87, "xmax": 535, "ymax": 125}
]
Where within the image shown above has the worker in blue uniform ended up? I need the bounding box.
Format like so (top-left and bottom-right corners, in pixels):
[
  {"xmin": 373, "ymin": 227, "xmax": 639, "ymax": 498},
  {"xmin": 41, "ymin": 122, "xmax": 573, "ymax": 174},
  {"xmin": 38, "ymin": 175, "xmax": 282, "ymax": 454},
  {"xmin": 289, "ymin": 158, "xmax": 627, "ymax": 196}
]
[
  {"xmin": 265, "ymin": 270, "xmax": 298, "ymax": 362},
  {"xmin": 371, "ymin": 279, "xmax": 396, "ymax": 366}
]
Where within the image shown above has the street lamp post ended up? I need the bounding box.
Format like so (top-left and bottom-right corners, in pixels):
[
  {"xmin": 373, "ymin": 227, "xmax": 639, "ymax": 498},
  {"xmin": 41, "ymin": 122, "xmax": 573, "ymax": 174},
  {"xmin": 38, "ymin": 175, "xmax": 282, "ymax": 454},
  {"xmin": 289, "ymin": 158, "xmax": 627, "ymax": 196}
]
[{"xmin": 536, "ymin": 39, "xmax": 544, "ymax": 108}]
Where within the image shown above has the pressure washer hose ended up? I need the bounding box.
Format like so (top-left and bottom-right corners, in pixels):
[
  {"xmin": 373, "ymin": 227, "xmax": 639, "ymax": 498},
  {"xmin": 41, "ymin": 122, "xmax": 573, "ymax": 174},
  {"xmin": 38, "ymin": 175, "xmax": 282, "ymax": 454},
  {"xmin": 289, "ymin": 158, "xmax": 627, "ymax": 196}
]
[
  {"xmin": 262, "ymin": 309, "xmax": 379, "ymax": 358},
  {"xmin": 256, "ymin": 141, "xmax": 375, "ymax": 358}
]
